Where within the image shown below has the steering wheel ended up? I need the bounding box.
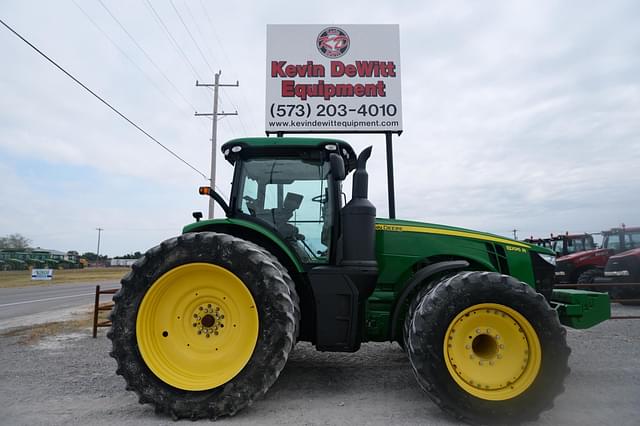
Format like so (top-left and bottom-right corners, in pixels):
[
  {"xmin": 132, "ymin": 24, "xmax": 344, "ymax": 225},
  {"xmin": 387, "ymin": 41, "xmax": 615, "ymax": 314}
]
[{"xmin": 312, "ymin": 194, "xmax": 327, "ymax": 203}]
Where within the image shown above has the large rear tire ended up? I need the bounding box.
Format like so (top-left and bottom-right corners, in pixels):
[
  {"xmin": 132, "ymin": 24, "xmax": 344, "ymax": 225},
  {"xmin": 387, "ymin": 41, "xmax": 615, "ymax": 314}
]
[
  {"xmin": 108, "ymin": 232, "xmax": 299, "ymax": 419},
  {"xmin": 407, "ymin": 271, "xmax": 569, "ymax": 424}
]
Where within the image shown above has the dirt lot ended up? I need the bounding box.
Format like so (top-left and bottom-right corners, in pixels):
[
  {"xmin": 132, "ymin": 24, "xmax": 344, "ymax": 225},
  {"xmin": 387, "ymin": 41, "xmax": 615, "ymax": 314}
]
[{"xmin": 0, "ymin": 305, "xmax": 638, "ymax": 426}]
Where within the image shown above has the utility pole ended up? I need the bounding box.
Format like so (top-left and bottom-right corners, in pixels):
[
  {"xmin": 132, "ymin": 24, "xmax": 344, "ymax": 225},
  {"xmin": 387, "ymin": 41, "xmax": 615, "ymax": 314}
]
[
  {"xmin": 96, "ymin": 227, "xmax": 103, "ymax": 261},
  {"xmin": 195, "ymin": 70, "xmax": 239, "ymax": 219}
]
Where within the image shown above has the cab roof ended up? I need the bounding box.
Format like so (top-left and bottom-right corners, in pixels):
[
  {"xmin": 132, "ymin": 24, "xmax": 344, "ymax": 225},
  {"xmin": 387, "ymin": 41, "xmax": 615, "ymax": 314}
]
[{"xmin": 221, "ymin": 137, "xmax": 358, "ymax": 170}]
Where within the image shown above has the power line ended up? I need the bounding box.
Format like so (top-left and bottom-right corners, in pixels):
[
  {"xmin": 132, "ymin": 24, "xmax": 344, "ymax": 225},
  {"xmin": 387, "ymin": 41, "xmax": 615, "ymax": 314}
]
[
  {"xmin": 144, "ymin": 0, "xmax": 202, "ymax": 82},
  {"xmin": 180, "ymin": 0, "xmax": 249, "ymax": 136},
  {"xmin": 95, "ymin": 0, "xmax": 200, "ymax": 113},
  {"xmin": 198, "ymin": 0, "xmax": 232, "ymax": 79},
  {"xmin": 204, "ymin": 84, "xmax": 247, "ymax": 135},
  {"xmin": 0, "ymin": 17, "xmax": 207, "ymax": 180},
  {"xmin": 220, "ymin": 89, "xmax": 249, "ymax": 135},
  {"xmin": 221, "ymin": 107, "xmax": 240, "ymax": 138},
  {"xmin": 169, "ymin": 0, "xmax": 215, "ymax": 75},
  {"xmin": 182, "ymin": 0, "xmax": 220, "ymax": 68},
  {"xmin": 198, "ymin": 0, "xmax": 259, "ymax": 133},
  {"xmin": 72, "ymin": 0, "xmax": 192, "ymax": 116},
  {"xmin": 180, "ymin": 1, "xmax": 247, "ymax": 136}
]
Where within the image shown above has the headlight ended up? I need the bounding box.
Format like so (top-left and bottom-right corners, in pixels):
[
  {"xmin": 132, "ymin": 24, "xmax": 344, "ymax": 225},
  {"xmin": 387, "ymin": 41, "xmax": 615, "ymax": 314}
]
[
  {"xmin": 604, "ymin": 270, "xmax": 630, "ymax": 277},
  {"xmin": 538, "ymin": 253, "xmax": 556, "ymax": 266}
]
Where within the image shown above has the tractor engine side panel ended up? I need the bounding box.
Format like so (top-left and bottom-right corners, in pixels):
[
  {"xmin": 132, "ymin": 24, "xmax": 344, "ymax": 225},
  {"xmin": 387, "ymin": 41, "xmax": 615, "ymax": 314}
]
[{"xmin": 366, "ymin": 224, "xmax": 537, "ymax": 342}]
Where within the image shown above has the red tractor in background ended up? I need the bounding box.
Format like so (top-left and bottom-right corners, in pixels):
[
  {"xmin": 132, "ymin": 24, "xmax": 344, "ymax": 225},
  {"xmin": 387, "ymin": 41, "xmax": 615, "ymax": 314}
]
[
  {"xmin": 596, "ymin": 247, "xmax": 640, "ymax": 303},
  {"xmin": 551, "ymin": 233, "xmax": 596, "ymax": 257},
  {"xmin": 524, "ymin": 236, "xmax": 553, "ymax": 251},
  {"xmin": 525, "ymin": 232, "xmax": 595, "ymax": 257},
  {"xmin": 555, "ymin": 226, "xmax": 640, "ymax": 284}
]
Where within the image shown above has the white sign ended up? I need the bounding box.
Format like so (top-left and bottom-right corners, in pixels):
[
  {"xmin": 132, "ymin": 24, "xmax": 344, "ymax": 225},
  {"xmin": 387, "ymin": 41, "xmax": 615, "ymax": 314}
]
[
  {"xmin": 31, "ymin": 268, "xmax": 53, "ymax": 280},
  {"xmin": 266, "ymin": 24, "xmax": 402, "ymax": 133}
]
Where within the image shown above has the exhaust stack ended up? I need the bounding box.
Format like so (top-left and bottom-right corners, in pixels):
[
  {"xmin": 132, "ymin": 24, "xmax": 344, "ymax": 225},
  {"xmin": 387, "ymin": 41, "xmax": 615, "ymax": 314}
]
[{"xmin": 340, "ymin": 146, "xmax": 377, "ymax": 267}]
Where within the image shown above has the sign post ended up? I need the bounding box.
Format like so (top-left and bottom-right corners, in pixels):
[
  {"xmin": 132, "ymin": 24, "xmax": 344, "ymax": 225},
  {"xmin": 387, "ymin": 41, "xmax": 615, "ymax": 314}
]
[{"xmin": 265, "ymin": 24, "xmax": 402, "ymax": 217}]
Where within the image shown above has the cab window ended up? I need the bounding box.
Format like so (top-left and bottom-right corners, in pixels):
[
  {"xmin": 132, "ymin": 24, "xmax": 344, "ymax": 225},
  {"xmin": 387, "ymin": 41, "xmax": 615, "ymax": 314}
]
[
  {"xmin": 605, "ymin": 234, "xmax": 621, "ymax": 250},
  {"xmin": 626, "ymin": 231, "xmax": 640, "ymax": 249},
  {"xmin": 236, "ymin": 158, "xmax": 333, "ymax": 263}
]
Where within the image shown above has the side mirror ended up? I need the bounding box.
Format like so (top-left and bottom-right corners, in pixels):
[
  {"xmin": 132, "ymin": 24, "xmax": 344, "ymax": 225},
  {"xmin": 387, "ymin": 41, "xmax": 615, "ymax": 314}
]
[
  {"xmin": 329, "ymin": 153, "xmax": 346, "ymax": 181},
  {"xmin": 198, "ymin": 186, "xmax": 230, "ymax": 217}
]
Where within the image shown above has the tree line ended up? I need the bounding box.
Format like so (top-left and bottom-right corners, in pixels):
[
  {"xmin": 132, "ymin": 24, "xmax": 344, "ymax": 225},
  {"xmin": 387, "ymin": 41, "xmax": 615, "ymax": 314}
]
[{"xmin": 0, "ymin": 233, "xmax": 142, "ymax": 259}]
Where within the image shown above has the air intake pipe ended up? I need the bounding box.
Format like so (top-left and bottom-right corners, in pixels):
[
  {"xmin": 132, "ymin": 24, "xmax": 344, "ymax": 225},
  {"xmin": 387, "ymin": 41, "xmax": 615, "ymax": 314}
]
[{"xmin": 339, "ymin": 146, "xmax": 377, "ymax": 267}]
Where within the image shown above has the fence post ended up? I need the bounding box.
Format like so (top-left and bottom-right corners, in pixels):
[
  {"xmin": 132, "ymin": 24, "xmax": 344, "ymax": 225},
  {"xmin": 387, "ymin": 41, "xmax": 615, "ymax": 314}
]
[{"xmin": 93, "ymin": 285, "xmax": 100, "ymax": 338}]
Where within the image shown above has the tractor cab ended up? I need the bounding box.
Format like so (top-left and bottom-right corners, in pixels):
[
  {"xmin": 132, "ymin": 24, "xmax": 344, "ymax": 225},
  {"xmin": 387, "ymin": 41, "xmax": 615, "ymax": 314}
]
[
  {"xmin": 551, "ymin": 233, "xmax": 596, "ymax": 256},
  {"xmin": 602, "ymin": 226, "xmax": 640, "ymax": 252},
  {"xmin": 221, "ymin": 138, "xmax": 355, "ymax": 264}
]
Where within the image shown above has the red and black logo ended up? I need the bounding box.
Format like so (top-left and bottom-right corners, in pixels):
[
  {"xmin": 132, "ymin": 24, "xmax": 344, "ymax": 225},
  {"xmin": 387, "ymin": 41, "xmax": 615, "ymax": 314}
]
[{"xmin": 317, "ymin": 27, "xmax": 350, "ymax": 58}]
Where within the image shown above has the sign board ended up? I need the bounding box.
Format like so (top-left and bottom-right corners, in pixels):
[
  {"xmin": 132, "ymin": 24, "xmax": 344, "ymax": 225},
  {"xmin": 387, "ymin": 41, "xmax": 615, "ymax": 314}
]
[
  {"xmin": 266, "ymin": 24, "xmax": 402, "ymax": 133},
  {"xmin": 31, "ymin": 268, "xmax": 53, "ymax": 280}
]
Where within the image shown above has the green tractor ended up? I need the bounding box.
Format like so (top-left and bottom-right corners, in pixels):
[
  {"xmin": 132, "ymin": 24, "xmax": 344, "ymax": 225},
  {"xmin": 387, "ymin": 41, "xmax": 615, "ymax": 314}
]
[{"xmin": 108, "ymin": 137, "xmax": 610, "ymax": 424}]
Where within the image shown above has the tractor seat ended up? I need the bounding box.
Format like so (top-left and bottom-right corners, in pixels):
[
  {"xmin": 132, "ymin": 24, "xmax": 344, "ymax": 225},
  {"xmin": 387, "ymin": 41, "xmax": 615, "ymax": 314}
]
[{"xmin": 266, "ymin": 192, "xmax": 304, "ymax": 241}]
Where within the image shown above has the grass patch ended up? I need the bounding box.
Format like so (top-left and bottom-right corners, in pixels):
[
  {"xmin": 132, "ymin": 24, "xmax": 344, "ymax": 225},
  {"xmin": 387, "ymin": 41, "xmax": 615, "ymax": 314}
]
[{"xmin": 0, "ymin": 267, "xmax": 130, "ymax": 288}]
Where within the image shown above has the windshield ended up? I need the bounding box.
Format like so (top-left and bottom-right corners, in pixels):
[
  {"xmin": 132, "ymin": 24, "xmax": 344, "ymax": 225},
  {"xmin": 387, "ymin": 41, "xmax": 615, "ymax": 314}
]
[
  {"xmin": 236, "ymin": 157, "xmax": 333, "ymax": 263},
  {"xmin": 562, "ymin": 236, "xmax": 595, "ymax": 254},
  {"xmin": 604, "ymin": 234, "xmax": 620, "ymax": 250},
  {"xmin": 551, "ymin": 239, "xmax": 564, "ymax": 254},
  {"xmin": 626, "ymin": 231, "xmax": 640, "ymax": 249}
]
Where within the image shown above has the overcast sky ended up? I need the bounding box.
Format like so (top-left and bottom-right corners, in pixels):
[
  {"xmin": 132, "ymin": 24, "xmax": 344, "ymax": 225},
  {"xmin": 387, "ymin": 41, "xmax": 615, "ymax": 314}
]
[{"xmin": 1, "ymin": 0, "xmax": 639, "ymax": 256}]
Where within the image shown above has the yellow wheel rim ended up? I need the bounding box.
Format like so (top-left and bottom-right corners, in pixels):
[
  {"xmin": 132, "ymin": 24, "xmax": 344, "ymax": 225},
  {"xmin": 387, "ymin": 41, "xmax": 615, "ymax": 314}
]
[
  {"xmin": 443, "ymin": 303, "xmax": 542, "ymax": 401},
  {"xmin": 136, "ymin": 263, "xmax": 259, "ymax": 391}
]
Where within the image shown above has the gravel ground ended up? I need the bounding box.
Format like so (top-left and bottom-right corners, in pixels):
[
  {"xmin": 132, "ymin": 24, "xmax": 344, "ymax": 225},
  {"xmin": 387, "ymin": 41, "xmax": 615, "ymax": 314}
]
[{"xmin": 0, "ymin": 305, "xmax": 638, "ymax": 426}]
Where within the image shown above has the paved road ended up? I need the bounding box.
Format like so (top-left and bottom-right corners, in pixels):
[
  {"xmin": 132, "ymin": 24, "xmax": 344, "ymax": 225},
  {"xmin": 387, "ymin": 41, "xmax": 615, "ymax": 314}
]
[{"xmin": 0, "ymin": 282, "xmax": 120, "ymax": 329}]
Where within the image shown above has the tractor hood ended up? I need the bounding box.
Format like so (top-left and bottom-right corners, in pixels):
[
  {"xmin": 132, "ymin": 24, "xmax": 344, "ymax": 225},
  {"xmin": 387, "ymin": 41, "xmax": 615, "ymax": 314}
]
[
  {"xmin": 605, "ymin": 248, "xmax": 640, "ymax": 279},
  {"xmin": 609, "ymin": 247, "xmax": 640, "ymax": 261},
  {"xmin": 375, "ymin": 218, "xmax": 552, "ymax": 255},
  {"xmin": 557, "ymin": 248, "xmax": 610, "ymax": 263}
]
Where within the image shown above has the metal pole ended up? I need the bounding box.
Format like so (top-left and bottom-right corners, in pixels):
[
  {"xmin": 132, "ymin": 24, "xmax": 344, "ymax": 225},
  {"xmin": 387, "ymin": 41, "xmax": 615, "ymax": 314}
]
[
  {"xmin": 385, "ymin": 132, "xmax": 396, "ymax": 219},
  {"xmin": 96, "ymin": 227, "xmax": 103, "ymax": 259},
  {"xmin": 208, "ymin": 71, "xmax": 220, "ymax": 219},
  {"xmin": 93, "ymin": 285, "xmax": 100, "ymax": 338},
  {"xmin": 195, "ymin": 72, "xmax": 238, "ymax": 219}
]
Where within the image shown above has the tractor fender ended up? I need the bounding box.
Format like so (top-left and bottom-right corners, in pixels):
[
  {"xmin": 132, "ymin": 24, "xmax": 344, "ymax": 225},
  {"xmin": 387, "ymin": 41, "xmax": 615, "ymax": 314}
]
[
  {"xmin": 389, "ymin": 260, "xmax": 469, "ymax": 341},
  {"xmin": 182, "ymin": 220, "xmax": 304, "ymax": 275}
]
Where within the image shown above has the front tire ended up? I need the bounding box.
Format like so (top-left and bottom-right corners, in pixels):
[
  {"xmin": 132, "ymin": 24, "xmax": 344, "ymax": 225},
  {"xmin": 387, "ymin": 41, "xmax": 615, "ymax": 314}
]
[
  {"xmin": 108, "ymin": 232, "xmax": 299, "ymax": 419},
  {"xmin": 577, "ymin": 268, "xmax": 603, "ymax": 286},
  {"xmin": 401, "ymin": 285, "xmax": 433, "ymax": 350},
  {"xmin": 407, "ymin": 271, "xmax": 569, "ymax": 424}
]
